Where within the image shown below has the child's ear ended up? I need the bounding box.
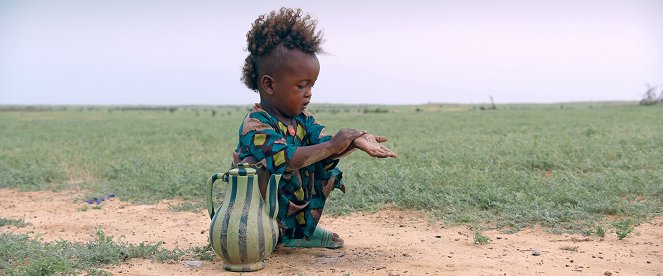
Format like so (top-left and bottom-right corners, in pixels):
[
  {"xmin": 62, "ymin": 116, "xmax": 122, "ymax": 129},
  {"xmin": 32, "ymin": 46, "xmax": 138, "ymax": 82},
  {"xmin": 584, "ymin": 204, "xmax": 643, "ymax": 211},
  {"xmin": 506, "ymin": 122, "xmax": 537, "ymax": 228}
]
[{"xmin": 260, "ymin": 75, "xmax": 275, "ymax": 95}]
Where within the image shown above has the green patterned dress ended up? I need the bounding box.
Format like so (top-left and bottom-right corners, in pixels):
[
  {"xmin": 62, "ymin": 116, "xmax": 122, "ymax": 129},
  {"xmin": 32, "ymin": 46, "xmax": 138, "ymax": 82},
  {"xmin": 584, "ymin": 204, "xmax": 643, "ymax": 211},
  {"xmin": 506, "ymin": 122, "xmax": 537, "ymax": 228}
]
[{"xmin": 234, "ymin": 104, "xmax": 345, "ymax": 241}]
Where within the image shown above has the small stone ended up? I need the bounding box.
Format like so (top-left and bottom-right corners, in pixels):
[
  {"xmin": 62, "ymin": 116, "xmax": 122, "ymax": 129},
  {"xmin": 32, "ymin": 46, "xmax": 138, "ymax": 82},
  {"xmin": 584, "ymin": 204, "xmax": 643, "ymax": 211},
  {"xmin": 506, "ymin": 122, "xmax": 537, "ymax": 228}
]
[
  {"xmin": 388, "ymin": 272, "xmax": 400, "ymax": 276},
  {"xmin": 646, "ymin": 261, "xmax": 651, "ymax": 264},
  {"xmin": 604, "ymin": 271, "xmax": 612, "ymax": 276},
  {"xmin": 532, "ymin": 249, "xmax": 541, "ymax": 256},
  {"xmin": 183, "ymin": 260, "xmax": 203, "ymax": 268},
  {"xmin": 570, "ymin": 260, "xmax": 574, "ymax": 263},
  {"xmin": 435, "ymin": 235, "xmax": 441, "ymax": 238}
]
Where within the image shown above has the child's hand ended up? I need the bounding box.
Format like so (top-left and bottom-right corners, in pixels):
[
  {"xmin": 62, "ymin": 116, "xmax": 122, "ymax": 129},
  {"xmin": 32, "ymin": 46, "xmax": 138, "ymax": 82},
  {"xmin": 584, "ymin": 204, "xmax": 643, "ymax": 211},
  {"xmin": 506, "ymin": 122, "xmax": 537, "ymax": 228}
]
[
  {"xmin": 330, "ymin": 128, "xmax": 367, "ymax": 154},
  {"xmin": 354, "ymin": 134, "xmax": 397, "ymax": 158}
]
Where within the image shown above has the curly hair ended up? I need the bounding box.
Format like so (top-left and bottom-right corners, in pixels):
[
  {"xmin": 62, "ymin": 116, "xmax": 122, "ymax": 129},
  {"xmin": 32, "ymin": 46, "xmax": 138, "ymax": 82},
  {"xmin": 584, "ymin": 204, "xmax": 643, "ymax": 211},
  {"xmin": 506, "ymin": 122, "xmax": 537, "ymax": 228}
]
[{"xmin": 241, "ymin": 7, "xmax": 324, "ymax": 91}]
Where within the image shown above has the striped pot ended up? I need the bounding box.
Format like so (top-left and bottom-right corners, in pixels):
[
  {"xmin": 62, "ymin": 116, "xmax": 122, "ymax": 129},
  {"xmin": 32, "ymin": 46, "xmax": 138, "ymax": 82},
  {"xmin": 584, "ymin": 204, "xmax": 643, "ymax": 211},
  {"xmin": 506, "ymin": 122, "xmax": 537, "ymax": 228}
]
[{"xmin": 206, "ymin": 163, "xmax": 280, "ymax": 272}]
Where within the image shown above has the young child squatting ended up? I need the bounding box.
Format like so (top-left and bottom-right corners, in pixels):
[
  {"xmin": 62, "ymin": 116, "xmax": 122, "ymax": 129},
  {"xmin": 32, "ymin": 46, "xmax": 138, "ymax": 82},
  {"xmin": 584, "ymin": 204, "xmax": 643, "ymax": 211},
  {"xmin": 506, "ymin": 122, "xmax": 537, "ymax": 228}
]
[{"xmin": 234, "ymin": 7, "xmax": 396, "ymax": 249}]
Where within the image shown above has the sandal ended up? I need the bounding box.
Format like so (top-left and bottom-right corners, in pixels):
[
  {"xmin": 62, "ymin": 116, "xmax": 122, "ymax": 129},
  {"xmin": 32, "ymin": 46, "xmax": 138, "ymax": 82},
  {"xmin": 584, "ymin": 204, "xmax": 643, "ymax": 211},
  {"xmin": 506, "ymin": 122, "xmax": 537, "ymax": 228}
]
[{"xmin": 282, "ymin": 226, "xmax": 344, "ymax": 249}]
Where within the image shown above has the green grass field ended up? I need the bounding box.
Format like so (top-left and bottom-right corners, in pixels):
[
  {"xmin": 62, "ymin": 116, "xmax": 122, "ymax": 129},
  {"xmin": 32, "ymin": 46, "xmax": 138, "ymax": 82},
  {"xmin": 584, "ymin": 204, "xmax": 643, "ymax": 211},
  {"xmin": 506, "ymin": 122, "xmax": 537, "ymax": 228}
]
[
  {"xmin": 1, "ymin": 103, "xmax": 662, "ymax": 231},
  {"xmin": 1, "ymin": 103, "xmax": 662, "ymax": 273}
]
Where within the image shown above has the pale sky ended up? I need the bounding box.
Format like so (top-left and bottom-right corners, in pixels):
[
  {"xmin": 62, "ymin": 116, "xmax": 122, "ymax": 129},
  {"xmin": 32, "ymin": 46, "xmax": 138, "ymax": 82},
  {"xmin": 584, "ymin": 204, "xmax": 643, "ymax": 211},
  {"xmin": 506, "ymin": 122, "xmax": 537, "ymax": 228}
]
[{"xmin": 1, "ymin": 0, "xmax": 662, "ymax": 105}]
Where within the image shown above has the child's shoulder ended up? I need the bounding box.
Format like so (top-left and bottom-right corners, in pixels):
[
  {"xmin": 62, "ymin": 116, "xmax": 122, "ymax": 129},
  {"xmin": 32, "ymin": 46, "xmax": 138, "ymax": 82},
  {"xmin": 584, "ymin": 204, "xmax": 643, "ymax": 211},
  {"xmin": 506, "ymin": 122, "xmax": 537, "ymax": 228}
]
[
  {"xmin": 239, "ymin": 104, "xmax": 275, "ymax": 135},
  {"xmin": 245, "ymin": 104, "xmax": 271, "ymax": 120}
]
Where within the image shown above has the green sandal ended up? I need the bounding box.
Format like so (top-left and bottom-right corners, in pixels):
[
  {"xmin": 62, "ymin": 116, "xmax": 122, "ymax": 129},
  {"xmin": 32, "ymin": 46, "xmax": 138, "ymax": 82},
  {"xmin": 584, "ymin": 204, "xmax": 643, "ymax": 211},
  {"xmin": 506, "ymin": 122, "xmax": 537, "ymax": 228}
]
[{"xmin": 282, "ymin": 226, "xmax": 344, "ymax": 249}]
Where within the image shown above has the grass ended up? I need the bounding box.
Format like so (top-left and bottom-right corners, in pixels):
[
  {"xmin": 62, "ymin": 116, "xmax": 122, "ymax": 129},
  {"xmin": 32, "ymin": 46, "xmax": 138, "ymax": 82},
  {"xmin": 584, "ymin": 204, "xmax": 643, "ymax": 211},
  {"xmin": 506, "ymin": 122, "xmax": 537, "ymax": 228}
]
[
  {"xmin": 595, "ymin": 225, "xmax": 606, "ymax": 237},
  {"xmin": 0, "ymin": 103, "xmax": 661, "ymax": 235},
  {"xmin": 559, "ymin": 245, "xmax": 578, "ymax": 252},
  {"xmin": 168, "ymin": 201, "xmax": 206, "ymax": 212},
  {"xmin": 614, "ymin": 218, "xmax": 635, "ymax": 240},
  {"xmin": 0, "ymin": 230, "xmax": 185, "ymax": 275},
  {"xmin": 473, "ymin": 231, "xmax": 492, "ymax": 245},
  {"xmin": 0, "ymin": 218, "xmax": 29, "ymax": 228}
]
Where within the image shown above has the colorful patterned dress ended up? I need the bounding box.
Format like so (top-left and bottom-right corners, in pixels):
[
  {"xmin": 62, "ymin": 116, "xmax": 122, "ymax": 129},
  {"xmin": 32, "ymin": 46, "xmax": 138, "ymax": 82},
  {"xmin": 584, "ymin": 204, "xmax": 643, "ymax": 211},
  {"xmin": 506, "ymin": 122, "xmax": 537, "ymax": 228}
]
[{"xmin": 234, "ymin": 104, "xmax": 345, "ymax": 240}]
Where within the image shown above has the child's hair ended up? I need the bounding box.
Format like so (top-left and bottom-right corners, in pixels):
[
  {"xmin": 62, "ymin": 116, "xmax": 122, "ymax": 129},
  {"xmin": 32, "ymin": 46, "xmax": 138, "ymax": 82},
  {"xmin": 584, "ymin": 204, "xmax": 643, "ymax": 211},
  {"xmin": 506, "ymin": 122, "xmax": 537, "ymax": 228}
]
[{"xmin": 242, "ymin": 7, "xmax": 324, "ymax": 92}]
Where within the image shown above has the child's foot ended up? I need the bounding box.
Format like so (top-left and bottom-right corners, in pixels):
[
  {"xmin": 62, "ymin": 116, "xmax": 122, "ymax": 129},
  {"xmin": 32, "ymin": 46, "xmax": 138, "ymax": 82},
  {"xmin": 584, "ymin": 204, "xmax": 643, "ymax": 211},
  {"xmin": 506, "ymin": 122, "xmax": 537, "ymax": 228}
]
[{"xmin": 282, "ymin": 226, "xmax": 344, "ymax": 249}]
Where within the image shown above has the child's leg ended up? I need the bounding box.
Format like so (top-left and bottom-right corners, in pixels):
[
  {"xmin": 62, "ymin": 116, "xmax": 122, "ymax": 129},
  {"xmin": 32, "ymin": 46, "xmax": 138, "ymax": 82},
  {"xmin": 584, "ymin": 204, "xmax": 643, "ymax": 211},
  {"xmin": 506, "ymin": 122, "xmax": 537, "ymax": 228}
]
[
  {"xmin": 282, "ymin": 225, "xmax": 343, "ymax": 249},
  {"xmin": 234, "ymin": 154, "xmax": 343, "ymax": 248},
  {"xmin": 281, "ymin": 173, "xmax": 344, "ymax": 249}
]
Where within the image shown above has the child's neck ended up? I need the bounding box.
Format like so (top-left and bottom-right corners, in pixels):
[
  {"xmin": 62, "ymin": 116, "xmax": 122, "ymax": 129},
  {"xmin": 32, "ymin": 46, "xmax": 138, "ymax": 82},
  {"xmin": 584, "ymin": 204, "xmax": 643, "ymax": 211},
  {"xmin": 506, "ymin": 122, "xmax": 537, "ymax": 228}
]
[{"xmin": 259, "ymin": 101, "xmax": 295, "ymax": 125}]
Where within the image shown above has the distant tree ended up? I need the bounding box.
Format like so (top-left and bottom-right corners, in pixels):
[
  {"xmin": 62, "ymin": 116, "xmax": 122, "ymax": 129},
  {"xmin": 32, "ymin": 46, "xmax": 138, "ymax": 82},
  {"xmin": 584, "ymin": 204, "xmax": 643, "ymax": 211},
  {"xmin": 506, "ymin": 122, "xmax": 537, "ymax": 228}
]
[
  {"xmin": 489, "ymin": 96, "xmax": 497, "ymax": 110},
  {"xmin": 639, "ymin": 84, "xmax": 659, "ymax": 106}
]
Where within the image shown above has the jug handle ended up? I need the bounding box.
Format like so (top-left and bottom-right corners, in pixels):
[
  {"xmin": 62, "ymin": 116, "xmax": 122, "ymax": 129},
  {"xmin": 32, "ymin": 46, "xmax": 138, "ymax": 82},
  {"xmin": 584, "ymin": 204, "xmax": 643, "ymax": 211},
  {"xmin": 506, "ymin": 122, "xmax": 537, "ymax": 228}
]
[{"xmin": 206, "ymin": 172, "xmax": 229, "ymax": 219}]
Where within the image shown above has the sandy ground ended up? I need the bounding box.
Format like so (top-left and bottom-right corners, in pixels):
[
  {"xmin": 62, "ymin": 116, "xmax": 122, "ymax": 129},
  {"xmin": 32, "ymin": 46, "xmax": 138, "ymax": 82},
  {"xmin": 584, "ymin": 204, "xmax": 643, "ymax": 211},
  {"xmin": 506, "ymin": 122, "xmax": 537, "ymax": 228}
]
[{"xmin": 1, "ymin": 188, "xmax": 661, "ymax": 276}]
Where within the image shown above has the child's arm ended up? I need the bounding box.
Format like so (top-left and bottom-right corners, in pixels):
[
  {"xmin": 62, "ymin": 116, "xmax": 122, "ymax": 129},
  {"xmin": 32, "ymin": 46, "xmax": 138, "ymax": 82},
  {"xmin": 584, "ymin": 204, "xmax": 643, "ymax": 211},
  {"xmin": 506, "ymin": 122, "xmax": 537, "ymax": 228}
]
[
  {"xmin": 286, "ymin": 128, "xmax": 366, "ymax": 171},
  {"xmin": 326, "ymin": 143, "xmax": 359, "ymax": 160},
  {"xmin": 326, "ymin": 133, "xmax": 397, "ymax": 160}
]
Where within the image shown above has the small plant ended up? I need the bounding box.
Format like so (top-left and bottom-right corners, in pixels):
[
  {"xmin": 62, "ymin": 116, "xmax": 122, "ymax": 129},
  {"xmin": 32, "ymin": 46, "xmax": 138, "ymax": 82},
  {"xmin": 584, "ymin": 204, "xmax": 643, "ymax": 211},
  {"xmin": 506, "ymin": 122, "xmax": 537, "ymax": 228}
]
[
  {"xmin": 473, "ymin": 231, "xmax": 492, "ymax": 245},
  {"xmin": 189, "ymin": 244, "xmax": 216, "ymax": 261},
  {"xmin": 168, "ymin": 201, "xmax": 204, "ymax": 212},
  {"xmin": 614, "ymin": 219, "xmax": 634, "ymax": 240},
  {"xmin": 0, "ymin": 217, "xmax": 29, "ymax": 227},
  {"xmin": 596, "ymin": 225, "xmax": 606, "ymax": 237},
  {"xmin": 559, "ymin": 245, "xmax": 578, "ymax": 252}
]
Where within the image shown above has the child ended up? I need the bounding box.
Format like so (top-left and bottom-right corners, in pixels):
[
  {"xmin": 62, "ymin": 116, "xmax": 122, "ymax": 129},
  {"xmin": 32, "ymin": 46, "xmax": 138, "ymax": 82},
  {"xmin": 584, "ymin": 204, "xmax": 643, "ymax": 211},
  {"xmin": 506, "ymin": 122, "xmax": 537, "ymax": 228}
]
[{"xmin": 234, "ymin": 7, "xmax": 396, "ymax": 249}]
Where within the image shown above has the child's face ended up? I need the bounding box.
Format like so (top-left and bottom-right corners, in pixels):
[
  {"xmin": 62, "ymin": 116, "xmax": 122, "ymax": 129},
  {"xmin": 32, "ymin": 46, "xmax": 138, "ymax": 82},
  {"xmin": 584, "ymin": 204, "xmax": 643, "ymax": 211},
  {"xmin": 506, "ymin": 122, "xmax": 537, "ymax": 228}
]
[{"xmin": 267, "ymin": 49, "xmax": 319, "ymax": 118}]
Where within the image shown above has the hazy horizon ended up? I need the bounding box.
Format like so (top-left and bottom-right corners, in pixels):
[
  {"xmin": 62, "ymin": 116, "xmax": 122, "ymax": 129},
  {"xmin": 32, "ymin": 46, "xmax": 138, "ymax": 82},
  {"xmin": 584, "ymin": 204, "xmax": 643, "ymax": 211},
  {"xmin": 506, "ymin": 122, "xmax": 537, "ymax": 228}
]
[
  {"xmin": 1, "ymin": 0, "xmax": 662, "ymax": 105},
  {"xmin": 0, "ymin": 99, "xmax": 648, "ymax": 107}
]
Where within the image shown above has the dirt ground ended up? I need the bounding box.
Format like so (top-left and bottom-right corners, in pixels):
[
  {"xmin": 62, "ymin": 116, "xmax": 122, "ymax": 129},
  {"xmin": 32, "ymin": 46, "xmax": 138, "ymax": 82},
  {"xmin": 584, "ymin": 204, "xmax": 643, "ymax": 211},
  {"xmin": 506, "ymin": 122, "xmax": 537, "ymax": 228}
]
[{"xmin": 1, "ymin": 188, "xmax": 661, "ymax": 276}]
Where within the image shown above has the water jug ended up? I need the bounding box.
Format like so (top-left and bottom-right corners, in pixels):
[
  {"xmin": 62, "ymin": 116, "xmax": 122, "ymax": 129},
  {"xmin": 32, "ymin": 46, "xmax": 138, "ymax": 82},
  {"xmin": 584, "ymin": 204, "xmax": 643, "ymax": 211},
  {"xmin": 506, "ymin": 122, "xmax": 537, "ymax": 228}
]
[{"xmin": 206, "ymin": 163, "xmax": 281, "ymax": 271}]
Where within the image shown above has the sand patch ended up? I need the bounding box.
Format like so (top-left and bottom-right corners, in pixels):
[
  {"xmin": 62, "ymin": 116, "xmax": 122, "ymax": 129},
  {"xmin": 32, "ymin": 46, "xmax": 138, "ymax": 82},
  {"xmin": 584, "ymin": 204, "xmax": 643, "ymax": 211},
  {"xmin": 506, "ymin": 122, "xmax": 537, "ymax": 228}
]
[{"xmin": 1, "ymin": 189, "xmax": 661, "ymax": 275}]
